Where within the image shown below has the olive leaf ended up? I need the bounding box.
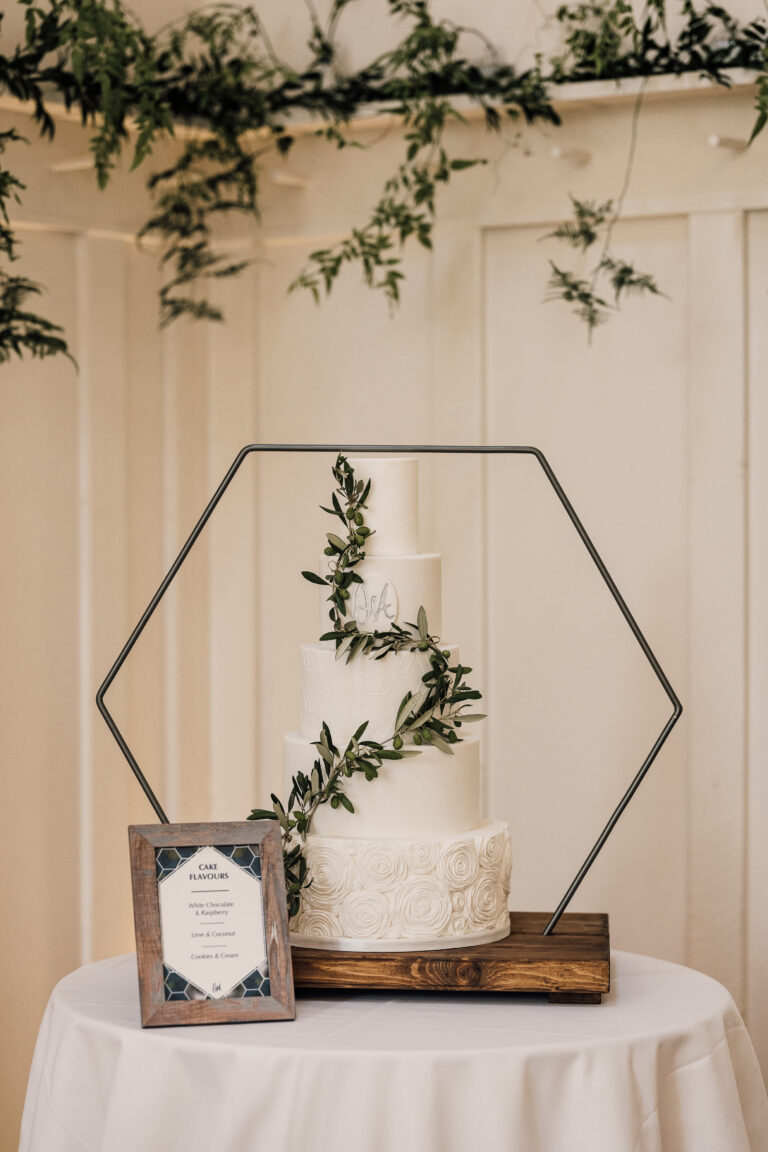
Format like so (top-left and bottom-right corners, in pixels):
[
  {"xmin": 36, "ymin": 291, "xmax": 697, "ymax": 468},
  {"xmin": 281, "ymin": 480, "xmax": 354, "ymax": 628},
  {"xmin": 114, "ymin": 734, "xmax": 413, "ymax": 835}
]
[
  {"xmin": 417, "ymin": 605, "xmax": 428, "ymax": 641},
  {"xmin": 301, "ymin": 570, "xmax": 328, "ymax": 586}
]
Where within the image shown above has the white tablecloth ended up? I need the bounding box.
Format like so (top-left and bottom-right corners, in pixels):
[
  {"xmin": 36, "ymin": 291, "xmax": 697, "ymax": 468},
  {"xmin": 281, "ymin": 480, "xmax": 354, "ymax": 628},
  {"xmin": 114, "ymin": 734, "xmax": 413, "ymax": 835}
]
[{"xmin": 20, "ymin": 950, "xmax": 768, "ymax": 1152}]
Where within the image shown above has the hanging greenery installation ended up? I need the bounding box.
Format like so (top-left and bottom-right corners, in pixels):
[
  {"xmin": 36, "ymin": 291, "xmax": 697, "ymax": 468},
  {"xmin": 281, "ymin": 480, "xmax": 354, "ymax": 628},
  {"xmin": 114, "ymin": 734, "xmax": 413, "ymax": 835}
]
[{"xmin": 1, "ymin": 0, "xmax": 767, "ymax": 362}]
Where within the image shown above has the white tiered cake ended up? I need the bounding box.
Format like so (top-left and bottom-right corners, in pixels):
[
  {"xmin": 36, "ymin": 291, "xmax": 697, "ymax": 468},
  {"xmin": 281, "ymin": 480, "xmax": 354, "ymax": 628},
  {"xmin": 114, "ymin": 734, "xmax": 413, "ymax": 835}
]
[{"xmin": 286, "ymin": 456, "xmax": 512, "ymax": 951}]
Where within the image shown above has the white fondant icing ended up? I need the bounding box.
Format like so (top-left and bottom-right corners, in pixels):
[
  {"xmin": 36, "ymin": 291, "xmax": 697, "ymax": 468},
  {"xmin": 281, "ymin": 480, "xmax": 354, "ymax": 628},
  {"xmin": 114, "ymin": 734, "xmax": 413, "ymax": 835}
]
[
  {"xmin": 346, "ymin": 456, "xmax": 419, "ymax": 556},
  {"xmin": 290, "ymin": 820, "xmax": 512, "ymax": 952},
  {"xmin": 290, "ymin": 922, "xmax": 511, "ymax": 953},
  {"xmin": 298, "ymin": 642, "xmax": 460, "ymax": 746},
  {"xmin": 284, "ymin": 731, "xmax": 481, "ymax": 839},
  {"xmin": 318, "ymin": 553, "xmax": 442, "ymax": 637}
]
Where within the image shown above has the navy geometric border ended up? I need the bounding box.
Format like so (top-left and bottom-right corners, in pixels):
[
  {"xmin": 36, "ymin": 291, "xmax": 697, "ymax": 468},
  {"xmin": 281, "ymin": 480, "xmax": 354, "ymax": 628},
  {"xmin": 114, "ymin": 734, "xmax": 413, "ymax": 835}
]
[
  {"xmin": 155, "ymin": 843, "xmax": 263, "ymax": 882},
  {"xmin": 97, "ymin": 444, "xmax": 682, "ymax": 936},
  {"xmin": 163, "ymin": 960, "xmax": 271, "ymax": 1002},
  {"xmin": 156, "ymin": 844, "xmax": 198, "ymax": 881}
]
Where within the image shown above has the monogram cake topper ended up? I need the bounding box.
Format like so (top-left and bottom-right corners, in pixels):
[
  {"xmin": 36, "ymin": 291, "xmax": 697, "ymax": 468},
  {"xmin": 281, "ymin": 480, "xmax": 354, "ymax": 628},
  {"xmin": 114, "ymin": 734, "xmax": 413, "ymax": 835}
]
[{"xmin": 353, "ymin": 573, "xmax": 398, "ymax": 631}]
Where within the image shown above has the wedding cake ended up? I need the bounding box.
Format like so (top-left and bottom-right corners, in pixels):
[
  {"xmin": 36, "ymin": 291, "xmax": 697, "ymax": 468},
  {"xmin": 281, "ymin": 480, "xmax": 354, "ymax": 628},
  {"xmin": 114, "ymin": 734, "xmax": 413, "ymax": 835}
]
[{"xmin": 284, "ymin": 455, "xmax": 512, "ymax": 952}]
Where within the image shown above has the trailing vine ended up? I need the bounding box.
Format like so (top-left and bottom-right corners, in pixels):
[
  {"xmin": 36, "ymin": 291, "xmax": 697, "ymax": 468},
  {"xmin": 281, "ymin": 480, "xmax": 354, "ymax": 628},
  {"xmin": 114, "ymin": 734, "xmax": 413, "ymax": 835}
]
[
  {"xmin": 2, "ymin": 0, "xmax": 768, "ymax": 360},
  {"xmin": 247, "ymin": 454, "xmax": 484, "ymax": 916},
  {"xmin": 543, "ymin": 79, "xmax": 666, "ymax": 333},
  {"xmin": 0, "ymin": 126, "xmax": 73, "ymax": 363},
  {"xmin": 542, "ymin": 0, "xmax": 768, "ymax": 330}
]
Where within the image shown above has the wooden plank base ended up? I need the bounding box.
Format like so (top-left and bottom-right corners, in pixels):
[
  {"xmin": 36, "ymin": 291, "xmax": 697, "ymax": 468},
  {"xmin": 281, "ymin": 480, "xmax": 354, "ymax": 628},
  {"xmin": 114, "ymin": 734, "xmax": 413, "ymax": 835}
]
[{"xmin": 291, "ymin": 912, "xmax": 610, "ymax": 1001}]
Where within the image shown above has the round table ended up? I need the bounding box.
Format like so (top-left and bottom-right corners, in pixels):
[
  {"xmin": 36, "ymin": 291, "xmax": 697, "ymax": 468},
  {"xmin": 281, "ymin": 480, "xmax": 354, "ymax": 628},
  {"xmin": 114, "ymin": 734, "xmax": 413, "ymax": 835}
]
[{"xmin": 20, "ymin": 951, "xmax": 768, "ymax": 1152}]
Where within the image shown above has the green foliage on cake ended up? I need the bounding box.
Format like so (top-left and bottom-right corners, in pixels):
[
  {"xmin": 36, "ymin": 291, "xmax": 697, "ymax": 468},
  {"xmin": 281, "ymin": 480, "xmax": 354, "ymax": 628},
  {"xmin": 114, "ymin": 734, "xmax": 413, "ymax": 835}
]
[{"xmin": 249, "ymin": 454, "xmax": 484, "ymax": 916}]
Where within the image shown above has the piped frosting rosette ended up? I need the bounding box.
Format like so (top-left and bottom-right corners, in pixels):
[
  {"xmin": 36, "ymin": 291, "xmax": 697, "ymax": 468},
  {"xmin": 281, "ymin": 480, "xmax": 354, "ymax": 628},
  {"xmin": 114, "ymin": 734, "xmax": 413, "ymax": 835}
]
[
  {"xmin": 356, "ymin": 843, "xmax": 408, "ymax": 891},
  {"xmin": 408, "ymin": 840, "xmax": 440, "ymax": 874},
  {"xmin": 477, "ymin": 826, "xmax": 507, "ymax": 869},
  {"xmin": 340, "ymin": 891, "xmax": 391, "ymax": 939},
  {"xmin": 294, "ymin": 908, "xmax": 343, "ymax": 938},
  {"xmin": 302, "ymin": 842, "xmax": 351, "ymax": 903},
  {"xmin": 437, "ymin": 841, "xmax": 480, "ymax": 889},
  {"xmin": 465, "ymin": 872, "xmax": 507, "ymax": 928},
  {"xmin": 398, "ymin": 877, "xmax": 452, "ymax": 937}
]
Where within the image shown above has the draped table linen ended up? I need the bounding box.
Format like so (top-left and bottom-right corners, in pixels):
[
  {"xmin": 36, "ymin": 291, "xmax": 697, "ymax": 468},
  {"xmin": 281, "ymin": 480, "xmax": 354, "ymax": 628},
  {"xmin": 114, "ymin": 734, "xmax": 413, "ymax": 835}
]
[{"xmin": 20, "ymin": 950, "xmax": 768, "ymax": 1152}]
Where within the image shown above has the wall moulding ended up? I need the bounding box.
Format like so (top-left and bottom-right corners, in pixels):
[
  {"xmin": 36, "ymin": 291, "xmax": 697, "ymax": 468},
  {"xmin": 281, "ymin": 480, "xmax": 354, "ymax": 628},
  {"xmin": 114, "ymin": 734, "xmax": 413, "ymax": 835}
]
[{"xmin": 0, "ymin": 68, "xmax": 759, "ymax": 138}]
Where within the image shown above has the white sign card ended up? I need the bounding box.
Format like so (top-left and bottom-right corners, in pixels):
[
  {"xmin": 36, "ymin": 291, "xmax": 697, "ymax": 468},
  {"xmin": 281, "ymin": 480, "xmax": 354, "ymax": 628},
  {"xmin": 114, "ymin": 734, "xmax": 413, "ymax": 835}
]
[{"xmin": 157, "ymin": 845, "xmax": 267, "ymax": 1000}]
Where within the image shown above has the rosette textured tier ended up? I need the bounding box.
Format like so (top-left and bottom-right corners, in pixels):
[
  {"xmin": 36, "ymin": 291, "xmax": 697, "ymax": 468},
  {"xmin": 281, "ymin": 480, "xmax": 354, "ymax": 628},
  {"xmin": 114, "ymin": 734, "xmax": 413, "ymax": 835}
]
[
  {"xmin": 286, "ymin": 456, "xmax": 512, "ymax": 951},
  {"xmin": 291, "ymin": 820, "xmax": 512, "ymax": 952}
]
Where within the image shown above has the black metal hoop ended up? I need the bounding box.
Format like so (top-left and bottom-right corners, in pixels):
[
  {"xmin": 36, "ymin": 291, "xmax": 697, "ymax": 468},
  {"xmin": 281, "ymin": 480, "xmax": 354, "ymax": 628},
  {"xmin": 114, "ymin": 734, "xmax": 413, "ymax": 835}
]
[{"xmin": 96, "ymin": 444, "xmax": 682, "ymax": 935}]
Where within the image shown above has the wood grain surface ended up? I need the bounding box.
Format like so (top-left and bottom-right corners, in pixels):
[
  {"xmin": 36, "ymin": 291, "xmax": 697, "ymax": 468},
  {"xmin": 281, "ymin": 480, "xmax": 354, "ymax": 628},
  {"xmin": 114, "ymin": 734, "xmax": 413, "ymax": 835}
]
[{"xmin": 291, "ymin": 912, "xmax": 610, "ymax": 1001}]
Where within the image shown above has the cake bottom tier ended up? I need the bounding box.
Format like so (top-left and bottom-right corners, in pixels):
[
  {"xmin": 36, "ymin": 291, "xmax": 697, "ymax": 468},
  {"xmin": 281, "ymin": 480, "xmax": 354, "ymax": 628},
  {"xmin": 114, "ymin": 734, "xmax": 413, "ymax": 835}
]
[{"xmin": 290, "ymin": 819, "xmax": 512, "ymax": 953}]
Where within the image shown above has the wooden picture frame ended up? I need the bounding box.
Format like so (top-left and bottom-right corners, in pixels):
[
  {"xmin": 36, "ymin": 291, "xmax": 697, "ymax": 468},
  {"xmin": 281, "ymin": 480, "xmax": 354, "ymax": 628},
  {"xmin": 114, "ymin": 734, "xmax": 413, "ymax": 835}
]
[{"xmin": 128, "ymin": 820, "xmax": 295, "ymax": 1027}]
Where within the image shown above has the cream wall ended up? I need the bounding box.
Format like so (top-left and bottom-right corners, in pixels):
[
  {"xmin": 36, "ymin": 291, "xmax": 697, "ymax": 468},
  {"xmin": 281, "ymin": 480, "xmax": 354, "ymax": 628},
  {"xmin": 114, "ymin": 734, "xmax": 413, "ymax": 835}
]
[{"xmin": 2, "ymin": 3, "xmax": 768, "ymax": 1147}]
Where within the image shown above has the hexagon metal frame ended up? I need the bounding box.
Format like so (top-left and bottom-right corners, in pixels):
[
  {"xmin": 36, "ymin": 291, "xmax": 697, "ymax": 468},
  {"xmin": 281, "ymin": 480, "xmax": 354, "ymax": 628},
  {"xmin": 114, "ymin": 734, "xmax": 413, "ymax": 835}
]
[{"xmin": 97, "ymin": 444, "xmax": 682, "ymax": 936}]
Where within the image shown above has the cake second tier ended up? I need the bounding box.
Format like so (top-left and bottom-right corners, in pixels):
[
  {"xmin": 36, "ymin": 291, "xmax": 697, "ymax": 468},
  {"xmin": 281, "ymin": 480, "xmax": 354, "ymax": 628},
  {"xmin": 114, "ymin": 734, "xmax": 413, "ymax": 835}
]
[{"xmin": 298, "ymin": 641, "xmax": 460, "ymax": 746}]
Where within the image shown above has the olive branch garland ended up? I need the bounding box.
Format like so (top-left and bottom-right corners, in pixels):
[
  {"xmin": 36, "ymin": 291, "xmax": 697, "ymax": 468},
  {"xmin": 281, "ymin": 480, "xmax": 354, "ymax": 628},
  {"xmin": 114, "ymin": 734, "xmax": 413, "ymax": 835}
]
[{"xmin": 248, "ymin": 454, "xmax": 484, "ymax": 917}]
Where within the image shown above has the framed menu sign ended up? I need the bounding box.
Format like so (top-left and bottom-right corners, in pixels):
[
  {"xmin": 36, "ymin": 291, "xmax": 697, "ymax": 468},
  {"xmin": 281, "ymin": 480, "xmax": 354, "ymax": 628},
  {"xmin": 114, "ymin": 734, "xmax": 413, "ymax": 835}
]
[{"xmin": 128, "ymin": 821, "xmax": 295, "ymax": 1027}]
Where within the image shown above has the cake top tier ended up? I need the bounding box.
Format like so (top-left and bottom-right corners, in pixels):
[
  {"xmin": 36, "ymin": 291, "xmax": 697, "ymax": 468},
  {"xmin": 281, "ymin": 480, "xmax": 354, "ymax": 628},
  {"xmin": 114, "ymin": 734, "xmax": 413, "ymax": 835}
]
[{"xmin": 347, "ymin": 456, "xmax": 418, "ymax": 557}]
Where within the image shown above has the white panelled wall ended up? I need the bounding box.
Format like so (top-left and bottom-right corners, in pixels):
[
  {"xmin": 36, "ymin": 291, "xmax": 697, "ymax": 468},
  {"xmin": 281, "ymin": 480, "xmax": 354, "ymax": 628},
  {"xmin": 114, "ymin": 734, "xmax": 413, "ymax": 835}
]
[{"xmin": 2, "ymin": 67, "xmax": 768, "ymax": 1152}]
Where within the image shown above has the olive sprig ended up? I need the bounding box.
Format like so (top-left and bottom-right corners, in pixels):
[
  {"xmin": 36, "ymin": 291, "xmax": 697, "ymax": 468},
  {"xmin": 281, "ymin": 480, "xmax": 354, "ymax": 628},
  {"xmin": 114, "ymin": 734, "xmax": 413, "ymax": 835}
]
[
  {"xmin": 249, "ymin": 719, "xmax": 417, "ymax": 917},
  {"xmin": 300, "ymin": 453, "xmax": 374, "ymax": 631}
]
